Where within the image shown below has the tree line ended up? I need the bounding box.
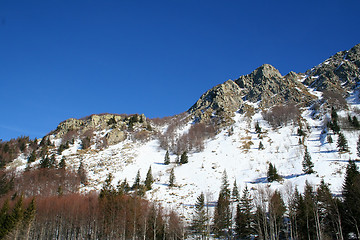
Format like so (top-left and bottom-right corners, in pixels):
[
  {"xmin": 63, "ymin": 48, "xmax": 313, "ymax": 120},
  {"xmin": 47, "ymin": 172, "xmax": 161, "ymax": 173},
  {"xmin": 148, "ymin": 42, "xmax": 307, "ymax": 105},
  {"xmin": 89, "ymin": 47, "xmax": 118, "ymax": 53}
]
[{"xmin": 191, "ymin": 160, "xmax": 360, "ymax": 239}]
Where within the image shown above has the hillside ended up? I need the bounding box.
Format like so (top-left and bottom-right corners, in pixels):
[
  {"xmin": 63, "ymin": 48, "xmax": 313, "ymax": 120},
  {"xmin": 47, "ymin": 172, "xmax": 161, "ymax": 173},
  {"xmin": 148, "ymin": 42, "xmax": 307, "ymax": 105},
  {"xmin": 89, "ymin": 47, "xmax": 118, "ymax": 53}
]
[{"xmin": 4, "ymin": 43, "xmax": 360, "ymax": 225}]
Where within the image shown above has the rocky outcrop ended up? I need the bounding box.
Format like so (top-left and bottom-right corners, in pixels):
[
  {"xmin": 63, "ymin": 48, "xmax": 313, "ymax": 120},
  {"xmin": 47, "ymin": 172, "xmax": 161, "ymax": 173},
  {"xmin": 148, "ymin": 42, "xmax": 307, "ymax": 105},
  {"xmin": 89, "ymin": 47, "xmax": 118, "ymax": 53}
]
[
  {"xmin": 188, "ymin": 80, "xmax": 243, "ymax": 123},
  {"xmin": 235, "ymin": 64, "xmax": 316, "ymax": 108},
  {"xmin": 304, "ymin": 43, "xmax": 360, "ymax": 95},
  {"xmin": 53, "ymin": 113, "xmax": 148, "ymax": 146}
]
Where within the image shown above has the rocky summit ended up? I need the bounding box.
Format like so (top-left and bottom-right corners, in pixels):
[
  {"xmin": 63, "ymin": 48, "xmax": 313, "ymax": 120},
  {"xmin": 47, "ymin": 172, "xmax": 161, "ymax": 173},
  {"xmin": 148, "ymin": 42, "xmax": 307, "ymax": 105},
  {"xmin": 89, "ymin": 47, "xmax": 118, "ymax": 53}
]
[{"xmin": 304, "ymin": 43, "xmax": 360, "ymax": 95}]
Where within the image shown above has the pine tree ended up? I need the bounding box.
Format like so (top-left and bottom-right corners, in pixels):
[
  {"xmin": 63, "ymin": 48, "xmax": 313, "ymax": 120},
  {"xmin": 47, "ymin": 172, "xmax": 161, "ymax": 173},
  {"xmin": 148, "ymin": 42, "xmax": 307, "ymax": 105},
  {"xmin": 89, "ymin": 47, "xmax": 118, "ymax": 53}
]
[
  {"xmin": 232, "ymin": 179, "xmax": 240, "ymax": 202},
  {"xmin": 337, "ymin": 132, "xmax": 349, "ymax": 152},
  {"xmin": 268, "ymin": 190, "xmax": 286, "ymax": 239},
  {"xmin": 342, "ymin": 160, "xmax": 360, "ymax": 237},
  {"xmin": 78, "ymin": 161, "xmax": 88, "ymax": 184},
  {"xmin": 302, "ymin": 147, "xmax": 314, "ymax": 174},
  {"xmin": 169, "ymin": 168, "xmax": 175, "ymax": 187},
  {"xmin": 99, "ymin": 173, "xmax": 115, "ymax": 199},
  {"xmin": 267, "ymin": 163, "xmax": 281, "ymax": 182},
  {"xmin": 235, "ymin": 186, "xmax": 254, "ymax": 239},
  {"xmin": 192, "ymin": 192, "xmax": 208, "ymax": 238},
  {"xmin": 145, "ymin": 166, "xmax": 154, "ymax": 191},
  {"xmin": 59, "ymin": 156, "xmax": 66, "ymax": 169},
  {"xmin": 327, "ymin": 134, "xmax": 333, "ymax": 144},
  {"xmin": 213, "ymin": 170, "xmax": 231, "ymax": 237},
  {"xmin": 255, "ymin": 122, "xmax": 262, "ymax": 134},
  {"xmin": 132, "ymin": 170, "xmax": 141, "ymax": 190},
  {"xmin": 0, "ymin": 199, "xmax": 10, "ymax": 238},
  {"xmin": 357, "ymin": 135, "xmax": 360, "ymax": 158},
  {"xmin": 164, "ymin": 150, "xmax": 170, "ymax": 165},
  {"xmin": 22, "ymin": 198, "xmax": 36, "ymax": 239},
  {"xmin": 180, "ymin": 151, "xmax": 188, "ymax": 164},
  {"xmin": 39, "ymin": 155, "xmax": 50, "ymax": 168},
  {"xmin": 258, "ymin": 141, "xmax": 264, "ymax": 150},
  {"xmin": 27, "ymin": 150, "xmax": 36, "ymax": 163}
]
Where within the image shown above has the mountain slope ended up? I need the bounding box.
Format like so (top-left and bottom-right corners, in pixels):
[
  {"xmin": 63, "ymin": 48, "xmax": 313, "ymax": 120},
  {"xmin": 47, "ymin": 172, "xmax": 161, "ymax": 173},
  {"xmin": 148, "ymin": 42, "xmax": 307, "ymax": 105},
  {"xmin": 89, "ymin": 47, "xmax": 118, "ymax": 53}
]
[{"xmin": 7, "ymin": 43, "xmax": 360, "ymax": 222}]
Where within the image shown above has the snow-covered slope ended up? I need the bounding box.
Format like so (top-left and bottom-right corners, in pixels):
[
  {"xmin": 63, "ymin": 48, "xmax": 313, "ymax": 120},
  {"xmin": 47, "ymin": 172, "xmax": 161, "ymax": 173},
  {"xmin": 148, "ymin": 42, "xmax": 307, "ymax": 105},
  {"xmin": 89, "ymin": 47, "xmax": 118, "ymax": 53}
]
[{"xmin": 20, "ymin": 93, "xmax": 357, "ymax": 222}]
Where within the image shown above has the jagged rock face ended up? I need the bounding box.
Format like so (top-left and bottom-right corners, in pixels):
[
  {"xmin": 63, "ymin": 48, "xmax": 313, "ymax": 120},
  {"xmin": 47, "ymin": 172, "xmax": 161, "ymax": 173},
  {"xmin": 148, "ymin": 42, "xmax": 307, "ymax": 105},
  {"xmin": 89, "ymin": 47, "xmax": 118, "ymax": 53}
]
[
  {"xmin": 53, "ymin": 113, "xmax": 147, "ymax": 145},
  {"xmin": 235, "ymin": 64, "xmax": 316, "ymax": 108},
  {"xmin": 304, "ymin": 43, "xmax": 360, "ymax": 94},
  {"xmin": 188, "ymin": 80, "xmax": 243, "ymax": 123}
]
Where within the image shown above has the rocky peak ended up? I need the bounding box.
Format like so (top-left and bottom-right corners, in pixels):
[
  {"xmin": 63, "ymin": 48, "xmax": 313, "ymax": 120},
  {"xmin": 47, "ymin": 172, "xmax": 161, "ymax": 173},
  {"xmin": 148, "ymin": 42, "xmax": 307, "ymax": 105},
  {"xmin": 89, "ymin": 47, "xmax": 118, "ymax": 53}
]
[
  {"xmin": 188, "ymin": 80, "xmax": 243, "ymax": 123},
  {"xmin": 303, "ymin": 43, "xmax": 360, "ymax": 95},
  {"xmin": 235, "ymin": 64, "xmax": 315, "ymax": 108},
  {"xmin": 253, "ymin": 64, "xmax": 282, "ymax": 81}
]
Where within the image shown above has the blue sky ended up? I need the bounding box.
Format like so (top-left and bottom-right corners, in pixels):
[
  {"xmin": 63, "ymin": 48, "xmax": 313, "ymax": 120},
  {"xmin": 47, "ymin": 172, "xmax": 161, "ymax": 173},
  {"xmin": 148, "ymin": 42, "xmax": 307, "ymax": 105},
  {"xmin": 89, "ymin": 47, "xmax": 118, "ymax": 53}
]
[{"xmin": 1, "ymin": 0, "xmax": 360, "ymax": 141}]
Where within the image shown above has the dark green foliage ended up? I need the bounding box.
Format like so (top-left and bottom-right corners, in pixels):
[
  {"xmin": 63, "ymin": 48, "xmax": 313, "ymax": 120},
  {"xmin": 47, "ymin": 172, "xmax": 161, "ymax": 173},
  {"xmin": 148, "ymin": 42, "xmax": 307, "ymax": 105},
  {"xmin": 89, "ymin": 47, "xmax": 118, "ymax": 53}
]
[
  {"xmin": 342, "ymin": 160, "xmax": 360, "ymax": 237},
  {"xmin": 39, "ymin": 156, "xmax": 51, "ymax": 168},
  {"xmin": 132, "ymin": 170, "xmax": 141, "ymax": 190},
  {"xmin": 328, "ymin": 107, "xmax": 340, "ymax": 133},
  {"xmin": 255, "ymin": 122, "xmax": 262, "ymax": 134},
  {"xmin": 116, "ymin": 179, "xmax": 130, "ymax": 195},
  {"xmin": 27, "ymin": 150, "xmax": 36, "ymax": 164},
  {"xmin": 302, "ymin": 147, "xmax": 314, "ymax": 174},
  {"xmin": 58, "ymin": 156, "xmax": 66, "ymax": 169},
  {"xmin": 337, "ymin": 132, "xmax": 349, "ymax": 152},
  {"xmin": 232, "ymin": 180, "xmax": 239, "ymax": 202},
  {"xmin": 57, "ymin": 141, "xmax": 69, "ymax": 154},
  {"xmin": 327, "ymin": 134, "xmax": 333, "ymax": 144},
  {"xmin": 235, "ymin": 186, "xmax": 254, "ymax": 239},
  {"xmin": 269, "ymin": 190, "xmax": 286, "ymax": 239},
  {"xmin": 180, "ymin": 151, "xmax": 188, "ymax": 164},
  {"xmin": 357, "ymin": 135, "xmax": 360, "ymax": 158},
  {"xmin": 258, "ymin": 141, "xmax": 264, "ymax": 150},
  {"xmin": 99, "ymin": 173, "xmax": 115, "ymax": 199},
  {"xmin": 77, "ymin": 161, "xmax": 88, "ymax": 184},
  {"xmin": 164, "ymin": 150, "xmax": 170, "ymax": 165},
  {"xmin": 144, "ymin": 166, "xmax": 154, "ymax": 191},
  {"xmin": 297, "ymin": 127, "xmax": 305, "ymax": 136},
  {"xmin": 267, "ymin": 163, "xmax": 281, "ymax": 182},
  {"xmin": 0, "ymin": 172, "xmax": 14, "ymax": 196},
  {"xmin": 192, "ymin": 192, "xmax": 208, "ymax": 238},
  {"xmin": 213, "ymin": 171, "xmax": 231, "ymax": 237},
  {"xmin": 169, "ymin": 168, "xmax": 175, "ymax": 187}
]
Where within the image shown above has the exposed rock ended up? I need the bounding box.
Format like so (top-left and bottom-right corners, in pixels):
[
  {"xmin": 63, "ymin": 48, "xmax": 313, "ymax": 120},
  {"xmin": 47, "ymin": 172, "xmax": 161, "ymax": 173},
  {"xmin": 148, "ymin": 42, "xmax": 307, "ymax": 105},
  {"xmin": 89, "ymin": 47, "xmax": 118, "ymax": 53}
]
[
  {"xmin": 304, "ymin": 43, "xmax": 360, "ymax": 95},
  {"xmin": 235, "ymin": 64, "xmax": 316, "ymax": 108},
  {"xmin": 188, "ymin": 80, "xmax": 243, "ymax": 123},
  {"xmin": 105, "ymin": 128, "xmax": 127, "ymax": 145}
]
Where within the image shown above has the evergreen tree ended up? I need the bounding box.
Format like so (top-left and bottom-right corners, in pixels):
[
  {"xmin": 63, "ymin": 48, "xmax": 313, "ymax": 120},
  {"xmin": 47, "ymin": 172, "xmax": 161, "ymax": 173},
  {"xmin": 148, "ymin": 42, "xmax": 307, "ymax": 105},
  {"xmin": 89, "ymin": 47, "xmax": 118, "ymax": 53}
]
[
  {"xmin": 180, "ymin": 151, "xmax": 188, "ymax": 164},
  {"xmin": 267, "ymin": 163, "xmax": 281, "ymax": 182},
  {"xmin": 327, "ymin": 134, "xmax": 333, "ymax": 144},
  {"xmin": 0, "ymin": 199, "xmax": 10, "ymax": 238},
  {"xmin": 342, "ymin": 160, "xmax": 360, "ymax": 237},
  {"xmin": 258, "ymin": 141, "xmax": 264, "ymax": 150},
  {"xmin": 357, "ymin": 135, "xmax": 360, "ymax": 158},
  {"xmin": 353, "ymin": 116, "xmax": 360, "ymax": 128},
  {"xmin": 255, "ymin": 121, "xmax": 262, "ymax": 134},
  {"xmin": 268, "ymin": 190, "xmax": 286, "ymax": 239},
  {"xmin": 77, "ymin": 161, "xmax": 88, "ymax": 184},
  {"xmin": 213, "ymin": 171, "xmax": 231, "ymax": 237},
  {"xmin": 116, "ymin": 178, "xmax": 130, "ymax": 195},
  {"xmin": 296, "ymin": 181, "xmax": 317, "ymax": 240},
  {"xmin": 232, "ymin": 179, "xmax": 240, "ymax": 202},
  {"xmin": 59, "ymin": 156, "xmax": 66, "ymax": 169},
  {"xmin": 192, "ymin": 192, "xmax": 208, "ymax": 238},
  {"xmin": 132, "ymin": 170, "xmax": 141, "ymax": 190},
  {"xmin": 39, "ymin": 155, "xmax": 50, "ymax": 168},
  {"xmin": 99, "ymin": 173, "xmax": 115, "ymax": 199},
  {"xmin": 27, "ymin": 150, "xmax": 36, "ymax": 164},
  {"xmin": 144, "ymin": 166, "xmax": 154, "ymax": 191},
  {"xmin": 337, "ymin": 132, "xmax": 349, "ymax": 152},
  {"xmin": 302, "ymin": 147, "xmax": 314, "ymax": 174},
  {"xmin": 235, "ymin": 186, "xmax": 254, "ymax": 239},
  {"xmin": 22, "ymin": 198, "xmax": 36, "ymax": 239},
  {"xmin": 169, "ymin": 168, "xmax": 175, "ymax": 187},
  {"xmin": 164, "ymin": 150, "xmax": 170, "ymax": 165}
]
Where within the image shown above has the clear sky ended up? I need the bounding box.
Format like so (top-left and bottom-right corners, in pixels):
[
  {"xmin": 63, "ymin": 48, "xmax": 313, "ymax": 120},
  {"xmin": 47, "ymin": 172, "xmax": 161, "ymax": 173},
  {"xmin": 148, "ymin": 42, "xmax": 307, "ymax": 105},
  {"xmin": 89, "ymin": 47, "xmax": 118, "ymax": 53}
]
[{"xmin": 1, "ymin": 0, "xmax": 360, "ymax": 141}]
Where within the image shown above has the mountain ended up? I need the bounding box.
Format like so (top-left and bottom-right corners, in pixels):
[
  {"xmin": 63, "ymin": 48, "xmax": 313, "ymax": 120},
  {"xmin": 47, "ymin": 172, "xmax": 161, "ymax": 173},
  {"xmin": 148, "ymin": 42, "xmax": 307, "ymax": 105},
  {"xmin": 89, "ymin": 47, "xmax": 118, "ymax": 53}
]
[{"xmin": 4, "ymin": 43, "xmax": 360, "ymax": 223}]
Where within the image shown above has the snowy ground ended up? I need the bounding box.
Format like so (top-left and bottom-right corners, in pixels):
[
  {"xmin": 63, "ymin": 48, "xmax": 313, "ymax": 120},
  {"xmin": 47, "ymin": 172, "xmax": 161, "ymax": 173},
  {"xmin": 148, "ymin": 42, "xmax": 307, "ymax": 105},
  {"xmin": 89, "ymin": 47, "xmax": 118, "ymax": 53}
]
[{"xmin": 10, "ymin": 92, "xmax": 360, "ymax": 223}]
